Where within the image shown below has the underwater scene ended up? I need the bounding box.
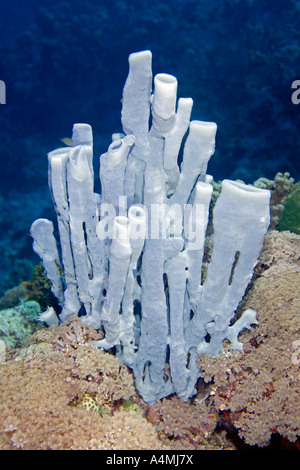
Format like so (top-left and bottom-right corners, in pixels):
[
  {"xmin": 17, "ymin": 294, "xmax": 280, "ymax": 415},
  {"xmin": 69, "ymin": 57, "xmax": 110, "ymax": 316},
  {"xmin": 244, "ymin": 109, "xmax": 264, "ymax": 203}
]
[{"xmin": 0, "ymin": 0, "xmax": 299, "ymax": 452}]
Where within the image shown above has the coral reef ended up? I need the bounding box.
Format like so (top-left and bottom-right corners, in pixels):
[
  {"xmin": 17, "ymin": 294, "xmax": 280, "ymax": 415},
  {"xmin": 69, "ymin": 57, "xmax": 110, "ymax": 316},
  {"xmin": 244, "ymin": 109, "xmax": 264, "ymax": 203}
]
[
  {"xmin": 152, "ymin": 395, "xmax": 225, "ymax": 450},
  {"xmin": 1, "ymin": 0, "xmax": 299, "ymax": 447},
  {"xmin": 256, "ymin": 229, "xmax": 300, "ymax": 277},
  {"xmin": 0, "ymin": 300, "xmax": 43, "ymax": 349},
  {"xmin": 0, "ymin": 314, "xmax": 236, "ymax": 450},
  {"xmin": 0, "ymin": 317, "xmax": 167, "ymax": 450},
  {"xmin": 0, "ymin": 228, "xmax": 299, "ymax": 451},
  {"xmin": 198, "ymin": 230, "xmax": 300, "ymax": 447}
]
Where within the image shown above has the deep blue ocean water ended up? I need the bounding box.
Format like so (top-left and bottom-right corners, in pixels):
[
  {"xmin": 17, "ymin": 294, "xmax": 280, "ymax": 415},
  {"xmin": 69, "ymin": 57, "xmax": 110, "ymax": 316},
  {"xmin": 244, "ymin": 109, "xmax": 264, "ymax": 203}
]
[{"xmin": 0, "ymin": 0, "xmax": 299, "ymax": 295}]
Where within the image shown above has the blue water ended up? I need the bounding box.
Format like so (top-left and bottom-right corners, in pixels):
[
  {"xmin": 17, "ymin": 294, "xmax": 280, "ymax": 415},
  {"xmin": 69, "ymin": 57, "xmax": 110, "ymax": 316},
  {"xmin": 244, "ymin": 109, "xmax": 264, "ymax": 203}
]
[{"xmin": 0, "ymin": 0, "xmax": 299, "ymax": 295}]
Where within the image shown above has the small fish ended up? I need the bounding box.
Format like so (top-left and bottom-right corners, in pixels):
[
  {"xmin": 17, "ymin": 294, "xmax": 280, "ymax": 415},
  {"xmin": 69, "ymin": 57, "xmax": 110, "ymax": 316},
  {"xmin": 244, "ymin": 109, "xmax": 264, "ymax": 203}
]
[
  {"xmin": 61, "ymin": 137, "xmax": 72, "ymax": 146},
  {"xmin": 21, "ymin": 281, "xmax": 35, "ymax": 293}
]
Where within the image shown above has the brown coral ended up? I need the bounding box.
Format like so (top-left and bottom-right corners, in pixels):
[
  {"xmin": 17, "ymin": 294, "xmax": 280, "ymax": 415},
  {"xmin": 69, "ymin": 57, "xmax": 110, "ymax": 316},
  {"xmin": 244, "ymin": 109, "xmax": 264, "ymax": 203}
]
[
  {"xmin": 0, "ymin": 317, "xmax": 166, "ymax": 450},
  {"xmin": 198, "ymin": 230, "xmax": 300, "ymax": 447},
  {"xmin": 152, "ymin": 394, "xmax": 231, "ymax": 450},
  {"xmin": 256, "ymin": 229, "xmax": 300, "ymax": 277}
]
